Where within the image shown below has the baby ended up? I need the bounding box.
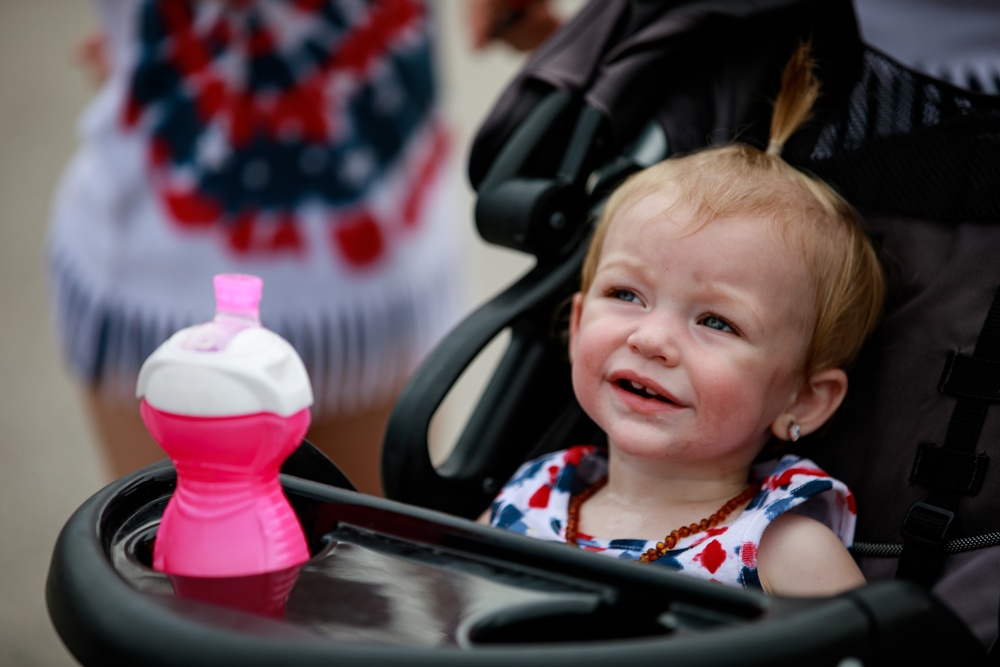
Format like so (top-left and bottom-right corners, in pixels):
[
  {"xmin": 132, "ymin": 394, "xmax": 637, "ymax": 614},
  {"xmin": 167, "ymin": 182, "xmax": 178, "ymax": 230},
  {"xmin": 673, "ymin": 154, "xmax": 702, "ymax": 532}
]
[{"xmin": 485, "ymin": 44, "xmax": 886, "ymax": 596}]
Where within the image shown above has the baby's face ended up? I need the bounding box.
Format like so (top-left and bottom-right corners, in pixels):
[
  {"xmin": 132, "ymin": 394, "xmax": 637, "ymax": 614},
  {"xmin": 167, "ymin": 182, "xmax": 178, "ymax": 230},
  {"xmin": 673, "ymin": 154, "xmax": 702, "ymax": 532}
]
[{"xmin": 568, "ymin": 192, "xmax": 816, "ymax": 475}]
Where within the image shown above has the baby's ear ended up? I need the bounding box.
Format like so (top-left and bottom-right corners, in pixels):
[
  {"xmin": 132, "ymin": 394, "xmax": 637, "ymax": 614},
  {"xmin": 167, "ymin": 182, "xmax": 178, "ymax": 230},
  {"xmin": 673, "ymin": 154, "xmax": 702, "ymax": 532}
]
[{"xmin": 770, "ymin": 368, "xmax": 848, "ymax": 442}]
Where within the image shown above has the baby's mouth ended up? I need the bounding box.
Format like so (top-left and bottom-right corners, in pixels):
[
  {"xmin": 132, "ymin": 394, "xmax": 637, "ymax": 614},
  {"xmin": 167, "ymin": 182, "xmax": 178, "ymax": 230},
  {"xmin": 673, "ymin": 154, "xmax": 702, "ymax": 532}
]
[{"xmin": 617, "ymin": 379, "xmax": 676, "ymax": 404}]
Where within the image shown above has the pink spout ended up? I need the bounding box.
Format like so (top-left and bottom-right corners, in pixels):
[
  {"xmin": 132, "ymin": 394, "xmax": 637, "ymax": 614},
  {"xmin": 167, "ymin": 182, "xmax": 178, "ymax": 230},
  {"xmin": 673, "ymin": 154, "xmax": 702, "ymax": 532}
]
[{"xmin": 214, "ymin": 274, "xmax": 263, "ymax": 324}]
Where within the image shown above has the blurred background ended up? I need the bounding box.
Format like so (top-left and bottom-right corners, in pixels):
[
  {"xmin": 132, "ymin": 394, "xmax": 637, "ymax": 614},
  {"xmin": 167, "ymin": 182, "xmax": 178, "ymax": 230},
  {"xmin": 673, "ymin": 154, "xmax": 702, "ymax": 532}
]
[{"xmin": 0, "ymin": 2, "xmax": 579, "ymax": 664}]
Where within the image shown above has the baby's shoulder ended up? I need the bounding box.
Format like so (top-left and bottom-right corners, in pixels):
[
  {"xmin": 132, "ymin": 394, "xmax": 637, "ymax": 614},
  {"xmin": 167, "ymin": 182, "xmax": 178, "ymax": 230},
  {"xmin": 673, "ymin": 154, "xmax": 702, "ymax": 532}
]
[{"xmin": 756, "ymin": 512, "xmax": 865, "ymax": 595}]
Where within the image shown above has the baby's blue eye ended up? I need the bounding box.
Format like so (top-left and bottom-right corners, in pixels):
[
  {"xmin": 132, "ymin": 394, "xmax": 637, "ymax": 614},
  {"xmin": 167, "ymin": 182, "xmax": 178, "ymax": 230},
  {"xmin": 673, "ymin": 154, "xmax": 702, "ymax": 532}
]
[
  {"xmin": 701, "ymin": 315, "xmax": 734, "ymax": 333},
  {"xmin": 609, "ymin": 288, "xmax": 641, "ymax": 304}
]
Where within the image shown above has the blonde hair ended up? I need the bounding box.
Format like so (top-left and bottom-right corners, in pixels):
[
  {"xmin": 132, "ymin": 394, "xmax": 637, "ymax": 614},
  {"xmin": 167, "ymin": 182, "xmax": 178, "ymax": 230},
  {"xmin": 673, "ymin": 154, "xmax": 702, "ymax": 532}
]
[{"xmin": 580, "ymin": 43, "xmax": 885, "ymax": 376}]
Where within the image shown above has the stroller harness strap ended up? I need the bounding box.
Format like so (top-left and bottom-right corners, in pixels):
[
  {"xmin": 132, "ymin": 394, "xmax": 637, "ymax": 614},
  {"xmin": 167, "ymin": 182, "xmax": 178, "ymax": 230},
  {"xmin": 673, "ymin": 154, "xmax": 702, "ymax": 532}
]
[{"xmin": 898, "ymin": 280, "xmax": 1000, "ymax": 585}]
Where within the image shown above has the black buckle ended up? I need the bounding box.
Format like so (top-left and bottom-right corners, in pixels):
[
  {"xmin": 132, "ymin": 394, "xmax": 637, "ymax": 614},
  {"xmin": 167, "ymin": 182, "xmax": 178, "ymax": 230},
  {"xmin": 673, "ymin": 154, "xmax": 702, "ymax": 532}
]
[
  {"xmin": 938, "ymin": 350, "xmax": 1000, "ymax": 401},
  {"xmin": 909, "ymin": 442, "xmax": 990, "ymax": 495},
  {"xmin": 901, "ymin": 501, "xmax": 955, "ymax": 548}
]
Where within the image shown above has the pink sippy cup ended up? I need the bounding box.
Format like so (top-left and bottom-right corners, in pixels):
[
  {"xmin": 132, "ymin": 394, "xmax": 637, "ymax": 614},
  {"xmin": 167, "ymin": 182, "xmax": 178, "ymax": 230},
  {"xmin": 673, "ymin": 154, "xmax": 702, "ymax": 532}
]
[{"xmin": 136, "ymin": 274, "xmax": 313, "ymax": 578}]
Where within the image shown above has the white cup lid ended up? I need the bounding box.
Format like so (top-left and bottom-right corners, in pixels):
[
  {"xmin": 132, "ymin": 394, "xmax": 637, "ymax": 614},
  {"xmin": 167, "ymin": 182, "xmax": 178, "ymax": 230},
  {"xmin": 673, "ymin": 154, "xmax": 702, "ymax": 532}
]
[{"xmin": 135, "ymin": 275, "xmax": 313, "ymax": 417}]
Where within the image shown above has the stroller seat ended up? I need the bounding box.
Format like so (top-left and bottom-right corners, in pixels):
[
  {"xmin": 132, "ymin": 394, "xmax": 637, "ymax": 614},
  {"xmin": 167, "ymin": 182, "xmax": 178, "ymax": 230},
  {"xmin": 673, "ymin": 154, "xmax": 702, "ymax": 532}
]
[{"xmin": 383, "ymin": 0, "xmax": 1000, "ymax": 653}]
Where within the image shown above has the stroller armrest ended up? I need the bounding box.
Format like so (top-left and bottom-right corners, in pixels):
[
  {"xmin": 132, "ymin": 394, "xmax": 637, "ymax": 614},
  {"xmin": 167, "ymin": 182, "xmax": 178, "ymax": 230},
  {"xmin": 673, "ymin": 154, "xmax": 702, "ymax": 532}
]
[{"xmin": 382, "ymin": 241, "xmax": 586, "ymax": 517}]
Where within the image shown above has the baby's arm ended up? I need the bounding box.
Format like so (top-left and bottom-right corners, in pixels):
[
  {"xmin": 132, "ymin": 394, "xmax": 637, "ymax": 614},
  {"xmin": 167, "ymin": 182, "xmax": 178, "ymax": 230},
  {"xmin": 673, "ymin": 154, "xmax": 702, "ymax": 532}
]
[{"xmin": 756, "ymin": 512, "xmax": 866, "ymax": 597}]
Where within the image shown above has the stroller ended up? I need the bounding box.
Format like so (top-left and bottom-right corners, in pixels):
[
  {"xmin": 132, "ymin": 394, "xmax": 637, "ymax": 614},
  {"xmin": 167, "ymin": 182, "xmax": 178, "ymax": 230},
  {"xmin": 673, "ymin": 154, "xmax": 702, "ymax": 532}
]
[{"xmin": 46, "ymin": 0, "xmax": 1000, "ymax": 663}]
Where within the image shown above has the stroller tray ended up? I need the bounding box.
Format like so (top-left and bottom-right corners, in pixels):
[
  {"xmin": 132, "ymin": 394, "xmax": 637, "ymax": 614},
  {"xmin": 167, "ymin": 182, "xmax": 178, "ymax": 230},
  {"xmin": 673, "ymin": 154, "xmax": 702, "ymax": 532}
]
[{"xmin": 46, "ymin": 455, "xmax": 986, "ymax": 666}]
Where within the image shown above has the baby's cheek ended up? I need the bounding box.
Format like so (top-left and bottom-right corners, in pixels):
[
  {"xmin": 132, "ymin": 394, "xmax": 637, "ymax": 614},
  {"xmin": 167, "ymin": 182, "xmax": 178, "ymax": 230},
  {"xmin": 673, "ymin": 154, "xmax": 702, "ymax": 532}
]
[
  {"xmin": 570, "ymin": 347, "xmax": 612, "ymax": 422},
  {"xmin": 569, "ymin": 355, "xmax": 595, "ymax": 400},
  {"xmin": 696, "ymin": 371, "xmax": 769, "ymax": 433}
]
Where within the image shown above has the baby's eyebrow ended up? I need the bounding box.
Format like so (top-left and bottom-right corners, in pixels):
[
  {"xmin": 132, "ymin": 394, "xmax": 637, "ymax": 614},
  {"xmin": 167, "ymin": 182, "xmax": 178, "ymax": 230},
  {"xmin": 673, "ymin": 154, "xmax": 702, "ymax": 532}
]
[
  {"xmin": 598, "ymin": 256, "xmax": 643, "ymax": 274},
  {"xmin": 698, "ymin": 284, "xmax": 766, "ymax": 333}
]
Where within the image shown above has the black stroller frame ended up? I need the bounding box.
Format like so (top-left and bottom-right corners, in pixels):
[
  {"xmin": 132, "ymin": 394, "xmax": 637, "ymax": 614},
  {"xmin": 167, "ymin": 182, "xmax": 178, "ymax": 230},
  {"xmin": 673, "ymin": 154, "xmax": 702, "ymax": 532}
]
[{"xmin": 47, "ymin": 0, "xmax": 1000, "ymax": 663}]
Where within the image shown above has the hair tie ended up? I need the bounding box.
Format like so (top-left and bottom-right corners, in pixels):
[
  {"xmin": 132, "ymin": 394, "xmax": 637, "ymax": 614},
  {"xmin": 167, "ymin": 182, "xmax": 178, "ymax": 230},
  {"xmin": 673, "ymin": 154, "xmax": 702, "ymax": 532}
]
[{"xmin": 766, "ymin": 139, "xmax": 785, "ymax": 156}]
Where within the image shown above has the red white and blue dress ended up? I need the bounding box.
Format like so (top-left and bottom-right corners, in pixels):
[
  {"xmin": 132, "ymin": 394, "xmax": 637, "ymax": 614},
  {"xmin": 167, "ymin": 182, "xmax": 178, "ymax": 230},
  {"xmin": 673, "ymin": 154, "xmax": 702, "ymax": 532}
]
[
  {"xmin": 488, "ymin": 446, "xmax": 858, "ymax": 591},
  {"xmin": 47, "ymin": 0, "xmax": 463, "ymax": 410}
]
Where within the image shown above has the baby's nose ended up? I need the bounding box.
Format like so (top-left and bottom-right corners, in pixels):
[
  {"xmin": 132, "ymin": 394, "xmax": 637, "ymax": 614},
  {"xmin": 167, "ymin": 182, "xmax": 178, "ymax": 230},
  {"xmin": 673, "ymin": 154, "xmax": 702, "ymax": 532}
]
[{"xmin": 626, "ymin": 317, "xmax": 681, "ymax": 366}]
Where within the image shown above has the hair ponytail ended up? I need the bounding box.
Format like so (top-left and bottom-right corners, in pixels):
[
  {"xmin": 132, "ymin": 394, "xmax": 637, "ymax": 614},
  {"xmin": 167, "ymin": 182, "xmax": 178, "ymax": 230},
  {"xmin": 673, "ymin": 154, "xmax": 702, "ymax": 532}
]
[{"xmin": 767, "ymin": 42, "xmax": 820, "ymax": 156}]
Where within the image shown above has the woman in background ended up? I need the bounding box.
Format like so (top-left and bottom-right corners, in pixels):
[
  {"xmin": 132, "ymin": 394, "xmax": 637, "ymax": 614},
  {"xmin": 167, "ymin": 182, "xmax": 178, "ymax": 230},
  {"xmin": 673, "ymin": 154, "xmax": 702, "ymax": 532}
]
[{"xmin": 48, "ymin": 0, "xmax": 466, "ymax": 495}]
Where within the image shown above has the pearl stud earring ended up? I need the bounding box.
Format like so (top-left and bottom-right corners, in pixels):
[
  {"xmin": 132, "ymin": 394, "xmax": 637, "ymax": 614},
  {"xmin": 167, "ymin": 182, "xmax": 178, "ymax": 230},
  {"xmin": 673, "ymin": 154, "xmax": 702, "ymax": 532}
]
[{"xmin": 788, "ymin": 421, "xmax": 802, "ymax": 442}]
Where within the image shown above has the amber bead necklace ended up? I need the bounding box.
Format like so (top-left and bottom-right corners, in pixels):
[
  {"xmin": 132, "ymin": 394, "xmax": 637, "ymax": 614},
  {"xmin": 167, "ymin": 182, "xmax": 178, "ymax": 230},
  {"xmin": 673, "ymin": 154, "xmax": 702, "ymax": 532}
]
[{"xmin": 564, "ymin": 477, "xmax": 763, "ymax": 563}]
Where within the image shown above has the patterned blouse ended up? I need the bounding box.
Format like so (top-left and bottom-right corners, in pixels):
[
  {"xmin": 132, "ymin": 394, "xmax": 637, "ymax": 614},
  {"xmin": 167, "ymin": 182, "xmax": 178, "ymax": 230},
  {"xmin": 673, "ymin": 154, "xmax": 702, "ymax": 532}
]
[{"xmin": 488, "ymin": 446, "xmax": 857, "ymax": 590}]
